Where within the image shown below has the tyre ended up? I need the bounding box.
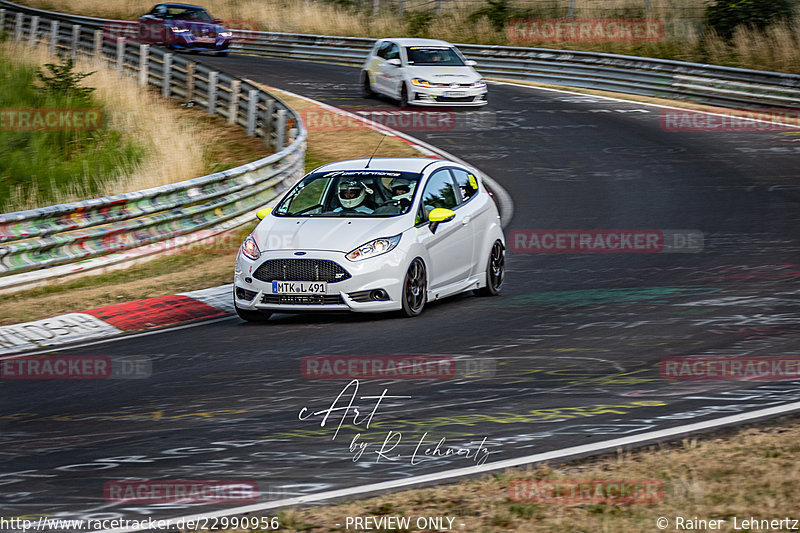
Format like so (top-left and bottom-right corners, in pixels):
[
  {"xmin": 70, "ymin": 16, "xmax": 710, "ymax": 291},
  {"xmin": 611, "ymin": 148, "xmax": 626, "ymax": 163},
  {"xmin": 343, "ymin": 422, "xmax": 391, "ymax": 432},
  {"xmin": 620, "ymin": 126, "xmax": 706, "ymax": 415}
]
[
  {"xmin": 235, "ymin": 305, "xmax": 272, "ymax": 322},
  {"xmin": 478, "ymin": 240, "xmax": 504, "ymax": 296},
  {"xmin": 400, "ymin": 258, "xmax": 427, "ymax": 317},
  {"xmin": 399, "ymin": 84, "xmax": 409, "ymax": 108},
  {"xmin": 217, "ymin": 51, "xmax": 229, "ymax": 57},
  {"xmin": 361, "ymin": 72, "xmax": 374, "ymax": 98}
]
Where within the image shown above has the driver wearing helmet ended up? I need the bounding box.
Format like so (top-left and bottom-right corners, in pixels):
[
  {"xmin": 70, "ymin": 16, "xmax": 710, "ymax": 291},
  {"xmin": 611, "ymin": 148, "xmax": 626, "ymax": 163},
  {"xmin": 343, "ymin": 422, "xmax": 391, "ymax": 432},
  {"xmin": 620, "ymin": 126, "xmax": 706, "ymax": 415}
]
[
  {"xmin": 388, "ymin": 177, "xmax": 415, "ymax": 210},
  {"xmin": 335, "ymin": 179, "xmax": 374, "ymax": 213}
]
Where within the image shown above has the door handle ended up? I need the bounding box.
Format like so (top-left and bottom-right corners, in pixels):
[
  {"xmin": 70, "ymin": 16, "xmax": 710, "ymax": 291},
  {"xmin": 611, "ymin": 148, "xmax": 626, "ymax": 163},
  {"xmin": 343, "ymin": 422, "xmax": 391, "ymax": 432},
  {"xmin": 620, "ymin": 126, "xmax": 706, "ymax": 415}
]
[{"xmin": 461, "ymin": 216, "xmax": 471, "ymax": 226}]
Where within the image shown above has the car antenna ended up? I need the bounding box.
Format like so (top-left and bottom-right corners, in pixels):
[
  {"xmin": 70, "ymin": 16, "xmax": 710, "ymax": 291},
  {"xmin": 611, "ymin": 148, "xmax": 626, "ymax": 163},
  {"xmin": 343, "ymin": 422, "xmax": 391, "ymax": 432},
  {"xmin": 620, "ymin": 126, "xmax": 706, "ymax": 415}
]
[{"xmin": 364, "ymin": 135, "xmax": 386, "ymax": 168}]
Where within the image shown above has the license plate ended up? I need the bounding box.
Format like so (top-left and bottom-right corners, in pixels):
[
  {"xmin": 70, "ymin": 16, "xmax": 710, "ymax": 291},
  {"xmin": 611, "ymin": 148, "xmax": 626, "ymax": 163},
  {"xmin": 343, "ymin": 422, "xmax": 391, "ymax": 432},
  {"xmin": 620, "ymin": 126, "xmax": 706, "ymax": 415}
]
[
  {"xmin": 272, "ymin": 281, "xmax": 327, "ymax": 294},
  {"xmin": 444, "ymin": 91, "xmax": 467, "ymax": 97},
  {"xmin": 195, "ymin": 37, "xmax": 215, "ymax": 43}
]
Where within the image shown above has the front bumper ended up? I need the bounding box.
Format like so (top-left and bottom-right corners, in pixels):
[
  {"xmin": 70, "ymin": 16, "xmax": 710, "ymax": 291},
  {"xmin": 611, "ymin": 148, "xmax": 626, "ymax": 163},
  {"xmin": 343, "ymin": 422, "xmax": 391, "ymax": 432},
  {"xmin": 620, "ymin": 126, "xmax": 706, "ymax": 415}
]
[
  {"xmin": 409, "ymin": 86, "xmax": 488, "ymax": 106},
  {"xmin": 169, "ymin": 34, "xmax": 231, "ymax": 51},
  {"xmin": 234, "ymin": 250, "xmax": 406, "ymax": 314}
]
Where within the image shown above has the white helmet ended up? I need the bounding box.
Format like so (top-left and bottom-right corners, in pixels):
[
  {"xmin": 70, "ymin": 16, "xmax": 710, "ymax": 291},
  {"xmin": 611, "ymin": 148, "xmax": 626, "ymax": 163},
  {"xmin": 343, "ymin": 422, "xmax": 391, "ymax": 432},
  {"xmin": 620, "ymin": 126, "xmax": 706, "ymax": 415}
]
[
  {"xmin": 389, "ymin": 177, "xmax": 414, "ymax": 201},
  {"xmin": 338, "ymin": 180, "xmax": 368, "ymax": 208}
]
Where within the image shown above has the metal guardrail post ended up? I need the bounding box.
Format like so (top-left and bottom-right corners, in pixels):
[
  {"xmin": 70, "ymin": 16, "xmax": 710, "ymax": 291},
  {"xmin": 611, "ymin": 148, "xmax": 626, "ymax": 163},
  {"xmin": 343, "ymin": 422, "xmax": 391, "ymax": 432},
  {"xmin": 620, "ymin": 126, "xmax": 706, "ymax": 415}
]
[
  {"xmin": 207, "ymin": 71, "xmax": 218, "ymax": 114},
  {"xmin": 138, "ymin": 43, "xmax": 148, "ymax": 86},
  {"xmin": 116, "ymin": 37, "xmax": 125, "ymax": 75},
  {"xmin": 93, "ymin": 29, "xmax": 102, "ymax": 60},
  {"xmin": 263, "ymin": 98, "xmax": 275, "ymax": 149},
  {"xmin": 71, "ymin": 24, "xmax": 79, "ymax": 56},
  {"xmin": 162, "ymin": 52, "xmax": 172, "ymax": 98},
  {"xmin": 275, "ymin": 108, "xmax": 287, "ymax": 151},
  {"xmin": 246, "ymin": 89, "xmax": 257, "ymax": 136},
  {"xmin": 13, "ymin": 11, "xmax": 21, "ymax": 41},
  {"xmin": 228, "ymin": 79, "xmax": 241, "ymax": 125},
  {"xmin": 49, "ymin": 19, "xmax": 57, "ymax": 56},
  {"xmin": 186, "ymin": 61, "xmax": 195, "ymax": 101},
  {"xmin": 28, "ymin": 14, "xmax": 37, "ymax": 45},
  {"xmin": 0, "ymin": 9, "xmax": 5, "ymax": 35}
]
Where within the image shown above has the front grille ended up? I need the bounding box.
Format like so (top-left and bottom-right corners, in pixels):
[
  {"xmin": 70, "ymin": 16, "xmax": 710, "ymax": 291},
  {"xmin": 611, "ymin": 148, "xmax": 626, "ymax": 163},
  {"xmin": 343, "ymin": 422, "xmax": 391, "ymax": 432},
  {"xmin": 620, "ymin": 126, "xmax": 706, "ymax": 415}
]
[
  {"xmin": 253, "ymin": 259, "xmax": 351, "ymax": 283},
  {"xmin": 261, "ymin": 294, "xmax": 343, "ymax": 305},
  {"xmin": 435, "ymin": 95, "xmax": 477, "ymax": 103}
]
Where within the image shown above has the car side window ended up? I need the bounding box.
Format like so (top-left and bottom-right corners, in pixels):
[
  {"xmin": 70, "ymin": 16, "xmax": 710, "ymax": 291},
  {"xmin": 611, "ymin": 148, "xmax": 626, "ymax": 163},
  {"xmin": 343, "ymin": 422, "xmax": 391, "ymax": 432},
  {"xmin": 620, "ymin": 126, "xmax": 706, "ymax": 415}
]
[
  {"xmin": 418, "ymin": 169, "xmax": 458, "ymax": 223},
  {"xmin": 385, "ymin": 43, "xmax": 401, "ymax": 61},
  {"xmin": 450, "ymin": 168, "xmax": 479, "ymax": 202},
  {"xmin": 376, "ymin": 42, "xmax": 392, "ymax": 59}
]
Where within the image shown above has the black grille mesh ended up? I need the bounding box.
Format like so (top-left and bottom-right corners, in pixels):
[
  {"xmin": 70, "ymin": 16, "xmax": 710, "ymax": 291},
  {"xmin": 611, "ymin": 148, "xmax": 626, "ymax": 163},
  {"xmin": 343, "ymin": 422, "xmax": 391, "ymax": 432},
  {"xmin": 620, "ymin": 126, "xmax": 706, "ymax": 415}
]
[{"xmin": 253, "ymin": 259, "xmax": 351, "ymax": 283}]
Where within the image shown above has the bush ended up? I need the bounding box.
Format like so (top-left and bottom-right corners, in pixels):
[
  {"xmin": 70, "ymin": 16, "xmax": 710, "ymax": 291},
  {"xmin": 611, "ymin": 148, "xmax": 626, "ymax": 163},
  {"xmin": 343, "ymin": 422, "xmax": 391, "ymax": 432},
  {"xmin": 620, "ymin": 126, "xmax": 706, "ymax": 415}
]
[
  {"xmin": 704, "ymin": 0, "xmax": 796, "ymax": 40},
  {"xmin": 36, "ymin": 56, "xmax": 96, "ymax": 102},
  {"xmin": 405, "ymin": 10, "xmax": 435, "ymax": 37}
]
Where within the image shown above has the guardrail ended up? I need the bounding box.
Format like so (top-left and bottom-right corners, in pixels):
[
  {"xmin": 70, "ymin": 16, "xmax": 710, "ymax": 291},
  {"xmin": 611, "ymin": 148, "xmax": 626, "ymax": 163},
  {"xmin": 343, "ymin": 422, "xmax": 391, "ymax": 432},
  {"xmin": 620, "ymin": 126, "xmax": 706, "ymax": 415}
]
[
  {"xmin": 3, "ymin": 0, "xmax": 798, "ymax": 112},
  {"xmin": 0, "ymin": 3, "xmax": 307, "ymax": 279}
]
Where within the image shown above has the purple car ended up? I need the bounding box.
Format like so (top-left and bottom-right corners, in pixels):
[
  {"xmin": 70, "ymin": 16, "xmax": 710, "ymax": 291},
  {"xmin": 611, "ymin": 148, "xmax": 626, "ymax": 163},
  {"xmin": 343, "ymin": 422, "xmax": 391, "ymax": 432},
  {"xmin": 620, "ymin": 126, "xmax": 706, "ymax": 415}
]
[{"xmin": 138, "ymin": 3, "xmax": 232, "ymax": 55}]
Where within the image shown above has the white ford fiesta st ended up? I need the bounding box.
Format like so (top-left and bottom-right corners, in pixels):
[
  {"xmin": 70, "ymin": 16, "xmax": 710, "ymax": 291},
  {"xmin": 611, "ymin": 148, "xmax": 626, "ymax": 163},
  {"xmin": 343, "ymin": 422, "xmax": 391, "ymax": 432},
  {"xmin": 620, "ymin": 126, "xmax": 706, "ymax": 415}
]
[
  {"xmin": 233, "ymin": 158, "xmax": 505, "ymax": 321},
  {"xmin": 360, "ymin": 38, "xmax": 488, "ymax": 106}
]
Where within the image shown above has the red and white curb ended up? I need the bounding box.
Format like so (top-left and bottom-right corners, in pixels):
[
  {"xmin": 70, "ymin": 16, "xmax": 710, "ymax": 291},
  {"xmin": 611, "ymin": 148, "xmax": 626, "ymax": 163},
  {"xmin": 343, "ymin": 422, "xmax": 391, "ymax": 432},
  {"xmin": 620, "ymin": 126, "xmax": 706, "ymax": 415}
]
[{"xmin": 0, "ymin": 285, "xmax": 233, "ymax": 356}]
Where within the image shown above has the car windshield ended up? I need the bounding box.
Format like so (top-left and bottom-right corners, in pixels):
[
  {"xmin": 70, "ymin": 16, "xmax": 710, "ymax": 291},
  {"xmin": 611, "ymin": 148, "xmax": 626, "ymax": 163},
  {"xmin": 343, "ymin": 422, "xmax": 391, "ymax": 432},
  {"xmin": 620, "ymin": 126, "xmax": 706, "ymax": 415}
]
[
  {"xmin": 161, "ymin": 7, "xmax": 212, "ymax": 20},
  {"xmin": 405, "ymin": 46, "xmax": 465, "ymax": 66},
  {"xmin": 274, "ymin": 170, "xmax": 421, "ymax": 217}
]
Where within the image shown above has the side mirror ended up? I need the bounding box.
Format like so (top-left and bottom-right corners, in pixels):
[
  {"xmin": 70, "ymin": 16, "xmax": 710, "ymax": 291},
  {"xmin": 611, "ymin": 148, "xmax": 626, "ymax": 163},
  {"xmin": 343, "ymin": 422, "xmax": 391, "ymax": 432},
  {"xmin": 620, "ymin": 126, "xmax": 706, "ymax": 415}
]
[
  {"xmin": 256, "ymin": 207, "xmax": 272, "ymax": 220},
  {"xmin": 428, "ymin": 208, "xmax": 455, "ymax": 233},
  {"xmin": 465, "ymin": 59, "xmax": 477, "ymax": 66},
  {"xmin": 387, "ymin": 58, "xmax": 401, "ymax": 67}
]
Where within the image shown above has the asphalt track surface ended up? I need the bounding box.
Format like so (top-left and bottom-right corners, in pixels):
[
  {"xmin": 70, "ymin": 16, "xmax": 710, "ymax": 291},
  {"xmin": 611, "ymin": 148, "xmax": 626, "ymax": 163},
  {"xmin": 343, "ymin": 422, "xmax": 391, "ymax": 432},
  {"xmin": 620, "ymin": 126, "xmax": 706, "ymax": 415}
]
[{"xmin": 1, "ymin": 53, "xmax": 800, "ymax": 526}]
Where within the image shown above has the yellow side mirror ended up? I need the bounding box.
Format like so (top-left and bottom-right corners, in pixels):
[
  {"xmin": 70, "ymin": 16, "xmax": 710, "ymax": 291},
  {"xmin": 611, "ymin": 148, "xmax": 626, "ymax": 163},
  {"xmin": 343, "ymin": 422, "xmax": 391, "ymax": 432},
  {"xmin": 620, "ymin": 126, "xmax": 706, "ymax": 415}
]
[
  {"xmin": 428, "ymin": 208, "xmax": 456, "ymax": 223},
  {"xmin": 256, "ymin": 207, "xmax": 272, "ymax": 220}
]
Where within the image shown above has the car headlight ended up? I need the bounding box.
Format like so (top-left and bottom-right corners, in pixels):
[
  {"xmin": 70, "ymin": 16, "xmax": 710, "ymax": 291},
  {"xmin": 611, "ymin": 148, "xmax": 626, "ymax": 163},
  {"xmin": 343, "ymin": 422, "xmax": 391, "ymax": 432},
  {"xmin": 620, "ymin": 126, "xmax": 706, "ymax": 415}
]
[
  {"xmin": 170, "ymin": 27, "xmax": 189, "ymax": 33},
  {"xmin": 471, "ymin": 80, "xmax": 486, "ymax": 89},
  {"xmin": 411, "ymin": 78, "xmax": 433, "ymax": 88},
  {"xmin": 241, "ymin": 234, "xmax": 260, "ymax": 260},
  {"xmin": 219, "ymin": 31, "xmax": 232, "ymax": 37},
  {"xmin": 346, "ymin": 234, "xmax": 401, "ymax": 262}
]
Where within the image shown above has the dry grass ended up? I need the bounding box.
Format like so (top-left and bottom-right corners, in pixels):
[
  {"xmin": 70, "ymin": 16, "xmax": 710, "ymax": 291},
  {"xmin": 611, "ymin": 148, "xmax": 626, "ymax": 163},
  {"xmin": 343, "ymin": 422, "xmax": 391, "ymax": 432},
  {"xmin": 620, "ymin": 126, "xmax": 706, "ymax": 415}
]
[
  {"xmin": 253, "ymin": 420, "xmax": 800, "ymax": 532},
  {"xmin": 1, "ymin": 41, "xmax": 217, "ymax": 210},
  {"xmin": 18, "ymin": 0, "xmax": 800, "ymax": 73}
]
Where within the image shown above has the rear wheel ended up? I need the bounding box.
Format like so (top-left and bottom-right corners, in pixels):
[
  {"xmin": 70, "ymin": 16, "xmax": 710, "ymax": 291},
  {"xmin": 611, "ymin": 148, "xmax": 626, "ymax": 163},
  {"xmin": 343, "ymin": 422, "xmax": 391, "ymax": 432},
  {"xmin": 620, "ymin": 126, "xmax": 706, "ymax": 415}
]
[
  {"xmin": 478, "ymin": 240, "xmax": 504, "ymax": 296},
  {"xmin": 400, "ymin": 258, "xmax": 427, "ymax": 317}
]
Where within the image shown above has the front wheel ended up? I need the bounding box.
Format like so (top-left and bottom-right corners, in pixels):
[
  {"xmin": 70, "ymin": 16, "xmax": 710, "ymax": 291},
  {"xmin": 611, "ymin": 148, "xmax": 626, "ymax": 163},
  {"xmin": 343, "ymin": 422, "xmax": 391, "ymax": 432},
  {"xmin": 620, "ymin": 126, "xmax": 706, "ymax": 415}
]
[
  {"xmin": 400, "ymin": 258, "xmax": 427, "ymax": 317},
  {"xmin": 361, "ymin": 72, "xmax": 374, "ymax": 98},
  {"xmin": 399, "ymin": 84, "xmax": 409, "ymax": 107},
  {"xmin": 478, "ymin": 240, "xmax": 504, "ymax": 296}
]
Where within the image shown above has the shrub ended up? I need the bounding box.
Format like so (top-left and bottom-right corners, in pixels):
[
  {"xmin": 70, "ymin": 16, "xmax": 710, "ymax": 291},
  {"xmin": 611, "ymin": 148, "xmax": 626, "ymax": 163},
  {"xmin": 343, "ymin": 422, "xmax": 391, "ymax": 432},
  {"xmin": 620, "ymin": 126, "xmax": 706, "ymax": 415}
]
[{"xmin": 704, "ymin": 0, "xmax": 796, "ymax": 40}]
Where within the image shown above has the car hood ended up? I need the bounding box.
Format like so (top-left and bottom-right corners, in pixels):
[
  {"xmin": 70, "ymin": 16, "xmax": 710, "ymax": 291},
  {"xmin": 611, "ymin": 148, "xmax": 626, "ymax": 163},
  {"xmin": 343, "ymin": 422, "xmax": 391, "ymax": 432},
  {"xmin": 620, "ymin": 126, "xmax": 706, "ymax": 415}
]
[
  {"xmin": 252, "ymin": 216, "xmax": 412, "ymax": 253},
  {"xmin": 404, "ymin": 65, "xmax": 481, "ymax": 84}
]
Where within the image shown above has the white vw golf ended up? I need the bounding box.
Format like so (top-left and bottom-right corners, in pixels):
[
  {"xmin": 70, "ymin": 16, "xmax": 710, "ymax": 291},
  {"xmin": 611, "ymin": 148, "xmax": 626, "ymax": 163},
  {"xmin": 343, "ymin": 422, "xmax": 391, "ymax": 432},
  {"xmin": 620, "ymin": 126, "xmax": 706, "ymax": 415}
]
[
  {"xmin": 361, "ymin": 38, "xmax": 488, "ymax": 106},
  {"xmin": 233, "ymin": 158, "xmax": 505, "ymax": 321}
]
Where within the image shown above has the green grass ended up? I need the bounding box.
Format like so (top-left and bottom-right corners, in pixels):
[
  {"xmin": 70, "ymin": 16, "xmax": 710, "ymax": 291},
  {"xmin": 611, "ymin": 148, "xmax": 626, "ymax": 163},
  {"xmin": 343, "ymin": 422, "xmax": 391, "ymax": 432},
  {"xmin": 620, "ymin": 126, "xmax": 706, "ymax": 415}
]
[{"xmin": 0, "ymin": 50, "xmax": 144, "ymax": 213}]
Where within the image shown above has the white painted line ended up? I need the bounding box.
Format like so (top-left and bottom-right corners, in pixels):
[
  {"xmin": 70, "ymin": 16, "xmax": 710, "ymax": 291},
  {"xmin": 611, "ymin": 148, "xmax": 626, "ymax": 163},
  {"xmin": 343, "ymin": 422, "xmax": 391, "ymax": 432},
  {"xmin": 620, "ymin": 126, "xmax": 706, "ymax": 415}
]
[
  {"xmin": 489, "ymin": 79, "xmax": 799, "ymax": 128},
  {"xmin": 0, "ymin": 314, "xmax": 121, "ymax": 356},
  {"xmin": 98, "ymin": 399, "xmax": 800, "ymax": 533}
]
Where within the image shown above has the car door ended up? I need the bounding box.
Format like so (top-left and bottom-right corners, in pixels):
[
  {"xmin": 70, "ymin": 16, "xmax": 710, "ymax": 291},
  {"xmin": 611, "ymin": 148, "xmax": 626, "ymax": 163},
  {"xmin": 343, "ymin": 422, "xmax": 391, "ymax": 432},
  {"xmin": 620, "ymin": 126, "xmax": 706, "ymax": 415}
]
[
  {"xmin": 378, "ymin": 42, "xmax": 403, "ymax": 99},
  {"xmin": 449, "ymin": 167, "xmax": 484, "ymax": 273},
  {"xmin": 415, "ymin": 168, "xmax": 473, "ymax": 291}
]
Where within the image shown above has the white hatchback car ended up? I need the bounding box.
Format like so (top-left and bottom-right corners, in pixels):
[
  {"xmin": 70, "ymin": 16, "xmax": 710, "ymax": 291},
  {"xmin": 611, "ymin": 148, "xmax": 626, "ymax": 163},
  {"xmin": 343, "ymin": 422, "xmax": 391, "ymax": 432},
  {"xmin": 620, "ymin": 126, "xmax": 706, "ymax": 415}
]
[
  {"xmin": 360, "ymin": 38, "xmax": 488, "ymax": 106},
  {"xmin": 233, "ymin": 158, "xmax": 505, "ymax": 321}
]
